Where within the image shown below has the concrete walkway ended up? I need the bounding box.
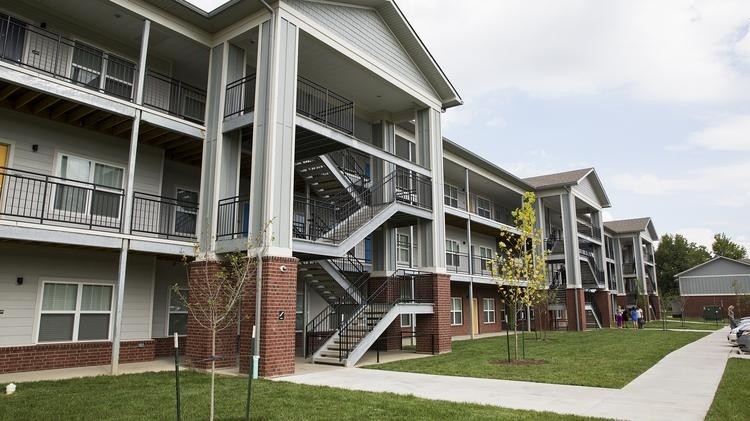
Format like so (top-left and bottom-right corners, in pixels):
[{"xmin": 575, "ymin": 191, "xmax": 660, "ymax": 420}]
[
  {"xmin": 277, "ymin": 329, "xmax": 731, "ymax": 421},
  {"xmin": 0, "ymin": 358, "xmax": 175, "ymax": 384}
]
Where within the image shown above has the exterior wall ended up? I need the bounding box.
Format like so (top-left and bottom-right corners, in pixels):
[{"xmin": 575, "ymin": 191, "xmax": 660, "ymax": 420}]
[
  {"xmin": 151, "ymin": 259, "xmax": 188, "ymax": 339},
  {"xmin": 0, "ymin": 340, "xmax": 155, "ymax": 374},
  {"xmin": 449, "ymin": 282, "xmax": 503, "ymax": 337},
  {"xmin": 566, "ymin": 288, "xmax": 586, "ymax": 331},
  {"xmin": 680, "ymin": 295, "xmax": 738, "ymax": 319},
  {"xmin": 680, "ymin": 275, "xmax": 750, "ymax": 296},
  {"xmin": 0, "ymin": 108, "xmax": 162, "ymax": 197},
  {"xmin": 0, "ymin": 242, "xmax": 155, "ymax": 347},
  {"xmin": 414, "ymin": 273, "xmax": 451, "ymax": 353}
]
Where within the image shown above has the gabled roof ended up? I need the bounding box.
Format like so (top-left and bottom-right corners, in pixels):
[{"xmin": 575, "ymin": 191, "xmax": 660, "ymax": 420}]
[
  {"xmin": 523, "ymin": 168, "xmax": 593, "ymax": 189},
  {"xmin": 523, "ymin": 168, "xmax": 612, "ymax": 208},
  {"xmin": 674, "ymin": 255, "xmax": 750, "ymax": 278},
  {"xmin": 146, "ymin": 0, "xmax": 462, "ymax": 108},
  {"xmin": 443, "ymin": 139, "xmax": 534, "ymax": 191},
  {"xmin": 604, "ymin": 217, "xmax": 658, "ymax": 241}
]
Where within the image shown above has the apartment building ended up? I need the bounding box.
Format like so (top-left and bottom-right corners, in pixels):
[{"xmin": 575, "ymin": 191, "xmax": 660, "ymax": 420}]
[
  {"xmin": 0, "ymin": 0, "xmax": 659, "ymax": 377},
  {"xmin": 604, "ymin": 217, "xmax": 661, "ymax": 320}
]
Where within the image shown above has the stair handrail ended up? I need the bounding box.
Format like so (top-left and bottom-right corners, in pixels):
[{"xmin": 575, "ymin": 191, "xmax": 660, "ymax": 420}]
[{"xmin": 327, "ymin": 149, "xmax": 371, "ymax": 186}]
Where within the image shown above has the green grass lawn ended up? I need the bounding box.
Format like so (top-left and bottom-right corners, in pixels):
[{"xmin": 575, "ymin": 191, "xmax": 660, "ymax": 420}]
[
  {"xmin": 643, "ymin": 318, "xmax": 724, "ymax": 330},
  {"xmin": 706, "ymin": 358, "xmax": 750, "ymax": 421},
  {"xmin": 0, "ymin": 371, "xmax": 608, "ymax": 421},
  {"xmin": 365, "ymin": 330, "xmax": 707, "ymax": 388}
]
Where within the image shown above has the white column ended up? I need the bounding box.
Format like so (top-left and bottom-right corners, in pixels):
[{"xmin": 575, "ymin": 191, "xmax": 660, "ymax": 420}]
[
  {"xmin": 112, "ymin": 19, "xmax": 150, "ymax": 375},
  {"xmin": 416, "ymin": 108, "xmax": 446, "ymax": 272},
  {"xmin": 249, "ymin": 16, "xmax": 298, "ymax": 256}
]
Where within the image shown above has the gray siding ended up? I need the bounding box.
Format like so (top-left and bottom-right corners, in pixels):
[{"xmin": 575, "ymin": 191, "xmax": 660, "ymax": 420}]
[
  {"xmin": 286, "ymin": 0, "xmax": 435, "ymax": 95},
  {"xmin": 680, "ymin": 258, "xmax": 750, "ymax": 277},
  {"xmin": 576, "ymin": 176, "xmax": 599, "ymax": 205},
  {"xmin": 680, "ymin": 275, "xmax": 750, "ymax": 296},
  {"xmin": 151, "ymin": 259, "xmax": 188, "ymax": 338},
  {"xmin": 0, "ymin": 243, "xmax": 156, "ymax": 346}
]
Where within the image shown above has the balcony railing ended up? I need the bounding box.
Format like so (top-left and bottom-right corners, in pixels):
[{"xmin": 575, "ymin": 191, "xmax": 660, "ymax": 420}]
[
  {"xmin": 131, "ymin": 192, "xmax": 198, "ymax": 240},
  {"xmin": 644, "ymin": 252, "xmax": 654, "ymax": 264},
  {"xmin": 443, "ymin": 186, "xmax": 514, "ymax": 226},
  {"xmin": 143, "ymin": 70, "xmax": 206, "ymax": 124},
  {"xmin": 216, "ymin": 195, "xmax": 249, "ymax": 240},
  {"xmin": 297, "ymin": 76, "xmax": 354, "ymax": 135},
  {"xmin": 577, "ymin": 221, "xmax": 602, "ymax": 240},
  {"xmin": 224, "ymin": 74, "xmax": 256, "ymax": 118},
  {"xmin": 623, "ymin": 262, "xmax": 636, "ymax": 274},
  {"xmin": 445, "ymin": 252, "xmax": 496, "ymax": 277},
  {"xmin": 0, "ymin": 166, "xmax": 123, "ymax": 231},
  {"xmin": 0, "ymin": 14, "xmax": 206, "ymax": 124}
]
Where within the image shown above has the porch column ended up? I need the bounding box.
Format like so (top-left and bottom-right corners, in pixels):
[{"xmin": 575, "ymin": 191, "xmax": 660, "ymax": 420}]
[
  {"xmin": 112, "ymin": 19, "xmax": 150, "ymax": 375},
  {"xmin": 248, "ymin": 15, "xmax": 298, "ymax": 256},
  {"xmin": 416, "ymin": 108, "xmax": 446, "ymax": 272},
  {"xmin": 414, "ymin": 273, "xmax": 452, "ymax": 353}
]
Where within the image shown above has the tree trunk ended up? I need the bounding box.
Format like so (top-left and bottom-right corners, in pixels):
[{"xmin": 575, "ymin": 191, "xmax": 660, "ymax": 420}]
[{"xmin": 210, "ymin": 328, "xmax": 216, "ymax": 421}]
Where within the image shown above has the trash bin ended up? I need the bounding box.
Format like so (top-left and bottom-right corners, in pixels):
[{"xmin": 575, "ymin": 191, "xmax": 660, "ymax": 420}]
[{"xmin": 703, "ymin": 306, "xmax": 721, "ymax": 321}]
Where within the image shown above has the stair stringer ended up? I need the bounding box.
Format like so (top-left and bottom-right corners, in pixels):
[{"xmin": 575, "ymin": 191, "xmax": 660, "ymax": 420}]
[
  {"xmin": 584, "ymin": 304, "xmax": 602, "ymax": 329},
  {"xmin": 318, "ymin": 259, "xmax": 363, "ymax": 304},
  {"xmin": 319, "ymin": 155, "xmax": 363, "ymax": 205}
]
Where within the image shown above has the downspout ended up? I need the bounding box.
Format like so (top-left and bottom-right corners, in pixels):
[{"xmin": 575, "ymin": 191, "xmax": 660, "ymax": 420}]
[{"xmin": 252, "ymin": 0, "xmax": 274, "ymax": 378}]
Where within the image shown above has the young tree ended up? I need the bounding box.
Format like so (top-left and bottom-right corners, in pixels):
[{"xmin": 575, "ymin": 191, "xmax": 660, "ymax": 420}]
[
  {"xmin": 492, "ymin": 191, "xmax": 548, "ymax": 360},
  {"xmin": 712, "ymin": 233, "xmax": 748, "ymax": 260},
  {"xmin": 655, "ymin": 234, "xmax": 711, "ymax": 296},
  {"xmin": 174, "ymin": 226, "xmax": 269, "ymax": 421}
]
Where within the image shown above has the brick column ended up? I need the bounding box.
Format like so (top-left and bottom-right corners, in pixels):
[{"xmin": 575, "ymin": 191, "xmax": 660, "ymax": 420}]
[
  {"xmin": 186, "ymin": 260, "xmax": 238, "ymax": 369},
  {"xmin": 593, "ymin": 291, "xmax": 613, "ymax": 328},
  {"xmin": 650, "ymin": 295, "xmax": 662, "ymax": 320},
  {"xmin": 415, "ymin": 273, "xmax": 451, "ymax": 354},
  {"xmin": 239, "ymin": 256, "xmax": 298, "ymax": 378},
  {"xmin": 566, "ymin": 288, "xmax": 586, "ymax": 331}
]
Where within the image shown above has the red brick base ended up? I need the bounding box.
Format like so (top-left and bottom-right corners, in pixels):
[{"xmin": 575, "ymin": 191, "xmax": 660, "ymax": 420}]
[
  {"xmin": 566, "ymin": 288, "xmax": 586, "ymax": 331},
  {"xmin": 415, "ymin": 273, "xmax": 452, "ymax": 354},
  {"xmin": 593, "ymin": 291, "xmax": 613, "ymax": 328},
  {"xmin": 239, "ymin": 256, "xmax": 298, "ymax": 378},
  {"xmin": 0, "ymin": 340, "xmax": 155, "ymax": 374},
  {"xmin": 679, "ymin": 295, "xmax": 733, "ymax": 319},
  {"xmin": 154, "ymin": 336, "xmax": 187, "ymax": 358}
]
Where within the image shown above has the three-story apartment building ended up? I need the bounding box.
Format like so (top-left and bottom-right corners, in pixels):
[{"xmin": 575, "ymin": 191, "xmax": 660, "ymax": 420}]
[{"xmin": 0, "ymin": 0, "xmax": 659, "ymax": 377}]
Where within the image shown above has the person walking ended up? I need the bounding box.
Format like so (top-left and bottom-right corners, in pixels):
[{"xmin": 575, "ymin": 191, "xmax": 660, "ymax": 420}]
[
  {"xmin": 728, "ymin": 305, "xmax": 737, "ymax": 329},
  {"xmin": 637, "ymin": 306, "xmax": 644, "ymax": 329},
  {"xmin": 630, "ymin": 306, "xmax": 639, "ymax": 330},
  {"xmin": 615, "ymin": 306, "xmax": 623, "ymax": 329}
]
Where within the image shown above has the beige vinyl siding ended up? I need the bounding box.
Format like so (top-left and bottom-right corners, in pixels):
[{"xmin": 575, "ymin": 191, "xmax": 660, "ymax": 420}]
[
  {"xmin": 151, "ymin": 259, "xmax": 188, "ymax": 338},
  {"xmin": 0, "ymin": 242, "xmax": 156, "ymax": 346}
]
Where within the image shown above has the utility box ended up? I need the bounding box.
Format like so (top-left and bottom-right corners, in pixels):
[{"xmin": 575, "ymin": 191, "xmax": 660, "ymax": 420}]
[{"xmin": 703, "ymin": 306, "xmax": 721, "ymax": 321}]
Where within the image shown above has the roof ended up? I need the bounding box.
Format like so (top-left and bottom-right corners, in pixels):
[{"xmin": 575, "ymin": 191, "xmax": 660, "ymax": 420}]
[
  {"xmin": 523, "ymin": 168, "xmax": 594, "ymax": 189},
  {"xmin": 674, "ymin": 255, "xmax": 750, "ymax": 278},
  {"xmin": 443, "ymin": 139, "xmax": 534, "ymax": 191},
  {"xmin": 142, "ymin": 0, "xmax": 462, "ymax": 108},
  {"xmin": 604, "ymin": 217, "xmax": 658, "ymax": 241}
]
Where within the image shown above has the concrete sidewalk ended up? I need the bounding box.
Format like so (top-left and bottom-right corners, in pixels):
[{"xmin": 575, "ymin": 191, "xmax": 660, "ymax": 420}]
[
  {"xmin": 277, "ymin": 329, "xmax": 731, "ymax": 421},
  {"xmin": 0, "ymin": 358, "xmax": 176, "ymax": 384}
]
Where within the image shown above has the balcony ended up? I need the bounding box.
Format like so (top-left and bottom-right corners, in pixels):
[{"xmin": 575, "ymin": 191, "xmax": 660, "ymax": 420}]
[
  {"xmin": 224, "ymin": 74, "xmax": 256, "ymax": 118},
  {"xmin": 622, "ymin": 262, "xmax": 636, "ymax": 275},
  {"xmin": 443, "ymin": 186, "xmax": 514, "ymax": 226},
  {"xmin": 0, "ymin": 15, "xmax": 206, "ymax": 124},
  {"xmin": 576, "ymin": 221, "xmax": 602, "ymax": 240},
  {"xmin": 0, "ymin": 167, "xmax": 196, "ymax": 240},
  {"xmin": 445, "ymin": 252, "xmax": 496, "ymax": 277}
]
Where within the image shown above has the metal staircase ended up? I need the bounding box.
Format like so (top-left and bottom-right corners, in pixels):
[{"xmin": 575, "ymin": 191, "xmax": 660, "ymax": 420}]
[
  {"xmin": 580, "ymin": 249, "xmax": 605, "ymax": 289},
  {"xmin": 584, "ymin": 302, "xmax": 602, "ymax": 329},
  {"xmin": 299, "ymin": 255, "xmax": 369, "ymax": 306},
  {"xmin": 307, "ymin": 271, "xmax": 431, "ymax": 367}
]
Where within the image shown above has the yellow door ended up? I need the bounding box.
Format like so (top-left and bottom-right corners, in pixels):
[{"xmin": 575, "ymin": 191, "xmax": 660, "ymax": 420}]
[
  {"xmin": 0, "ymin": 143, "xmax": 7, "ymax": 193},
  {"xmin": 472, "ymin": 298, "xmax": 479, "ymax": 335}
]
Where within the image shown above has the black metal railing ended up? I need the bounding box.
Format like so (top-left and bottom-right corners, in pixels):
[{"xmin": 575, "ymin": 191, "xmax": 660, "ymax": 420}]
[
  {"xmin": 297, "ymin": 76, "xmax": 354, "ymax": 134},
  {"xmin": 216, "ymin": 195, "xmax": 249, "ymax": 240},
  {"xmin": 644, "ymin": 252, "xmax": 654, "ymax": 264},
  {"xmin": 577, "ymin": 221, "xmax": 602, "ymax": 239},
  {"xmin": 446, "ymin": 252, "xmax": 496, "ymax": 277},
  {"xmin": 0, "ymin": 166, "xmax": 123, "ymax": 231},
  {"xmin": 224, "ymin": 74, "xmax": 257, "ymax": 118},
  {"xmin": 131, "ymin": 192, "xmax": 198, "ymax": 240},
  {"xmin": 143, "ymin": 70, "xmax": 206, "ymax": 124},
  {"xmin": 579, "ymin": 248, "xmax": 605, "ymax": 287},
  {"xmin": 0, "ymin": 16, "xmax": 136, "ymax": 100},
  {"xmin": 622, "ymin": 261, "xmax": 636, "ymax": 274},
  {"xmin": 305, "ymin": 254, "xmax": 370, "ymax": 358},
  {"xmin": 293, "ymin": 168, "xmax": 432, "ymax": 244},
  {"xmin": 0, "ymin": 15, "xmax": 207, "ymax": 123},
  {"xmin": 327, "ymin": 148, "xmax": 370, "ymax": 186}
]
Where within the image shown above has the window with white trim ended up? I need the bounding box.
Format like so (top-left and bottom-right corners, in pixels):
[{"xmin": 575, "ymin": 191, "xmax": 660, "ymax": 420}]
[
  {"xmin": 478, "ymin": 246, "xmax": 493, "ymax": 275},
  {"xmin": 400, "ymin": 314, "xmax": 411, "ymax": 327},
  {"xmin": 450, "ymin": 297, "xmax": 463, "ymax": 326},
  {"xmin": 446, "ymin": 240, "xmax": 460, "ymax": 268},
  {"xmin": 483, "ymin": 298, "xmax": 496, "ymax": 324},
  {"xmin": 397, "ymin": 233, "xmax": 411, "ymax": 265},
  {"xmin": 444, "ymin": 184, "xmax": 458, "ymax": 208},
  {"xmin": 476, "ymin": 196, "xmax": 491, "ymax": 219},
  {"xmin": 38, "ymin": 282, "xmax": 113, "ymax": 342},
  {"xmin": 168, "ymin": 288, "xmax": 188, "ymax": 336},
  {"xmin": 55, "ymin": 154, "xmax": 124, "ymax": 219}
]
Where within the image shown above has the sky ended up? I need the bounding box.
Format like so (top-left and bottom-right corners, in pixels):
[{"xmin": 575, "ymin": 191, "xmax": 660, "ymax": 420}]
[
  {"xmin": 185, "ymin": 0, "xmax": 750, "ymax": 253},
  {"xmin": 395, "ymin": 0, "xmax": 750, "ymax": 253}
]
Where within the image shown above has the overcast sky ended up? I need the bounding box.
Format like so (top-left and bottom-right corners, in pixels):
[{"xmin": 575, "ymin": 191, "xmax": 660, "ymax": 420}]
[
  {"xmin": 187, "ymin": 0, "xmax": 749, "ymax": 251},
  {"xmin": 396, "ymin": 0, "xmax": 750, "ymax": 252}
]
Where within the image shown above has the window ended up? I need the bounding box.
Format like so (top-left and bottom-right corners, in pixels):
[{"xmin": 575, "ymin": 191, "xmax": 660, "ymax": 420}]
[
  {"xmin": 168, "ymin": 288, "xmax": 188, "ymax": 336},
  {"xmin": 400, "ymin": 314, "xmax": 411, "ymax": 327},
  {"xmin": 38, "ymin": 282, "xmax": 113, "ymax": 342},
  {"xmin": 397, "ymin": 233, "xmax": 410, "ymax": 265},
  {"xmin": 296, "ymin": 283, "xmax": 304, "ymax": 332},
  {"xmin": 450, "ymin": 297, "xmax": 463, "ymax": 325},
  {"xmin": 174, "ymin": 188, "xmax": 198, "ymax": 236},
  {"xmin": 483, "ymin": 298, "xmax": 496, "ymax": 324},
  {"xmin": 476, "ymin": 196, "xmax": 491, "ymax": 219},
  {"xmin": 444, "ymin": 184, "xmax": 458, "ymax": 208},
  {"xmin": 477, "ymin": 246, "xmax": 493, "ymax": 275},
  {"xmin": 446, "ymin": 240, "xmax": 460, "ymax": 267},
  {"xmin": 364, "ymin": 236, "xmax": 373, "ymax": 262},
  {"xmin": 55, "ymin": 154, "xmax": 124, "ymax": 220}
]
